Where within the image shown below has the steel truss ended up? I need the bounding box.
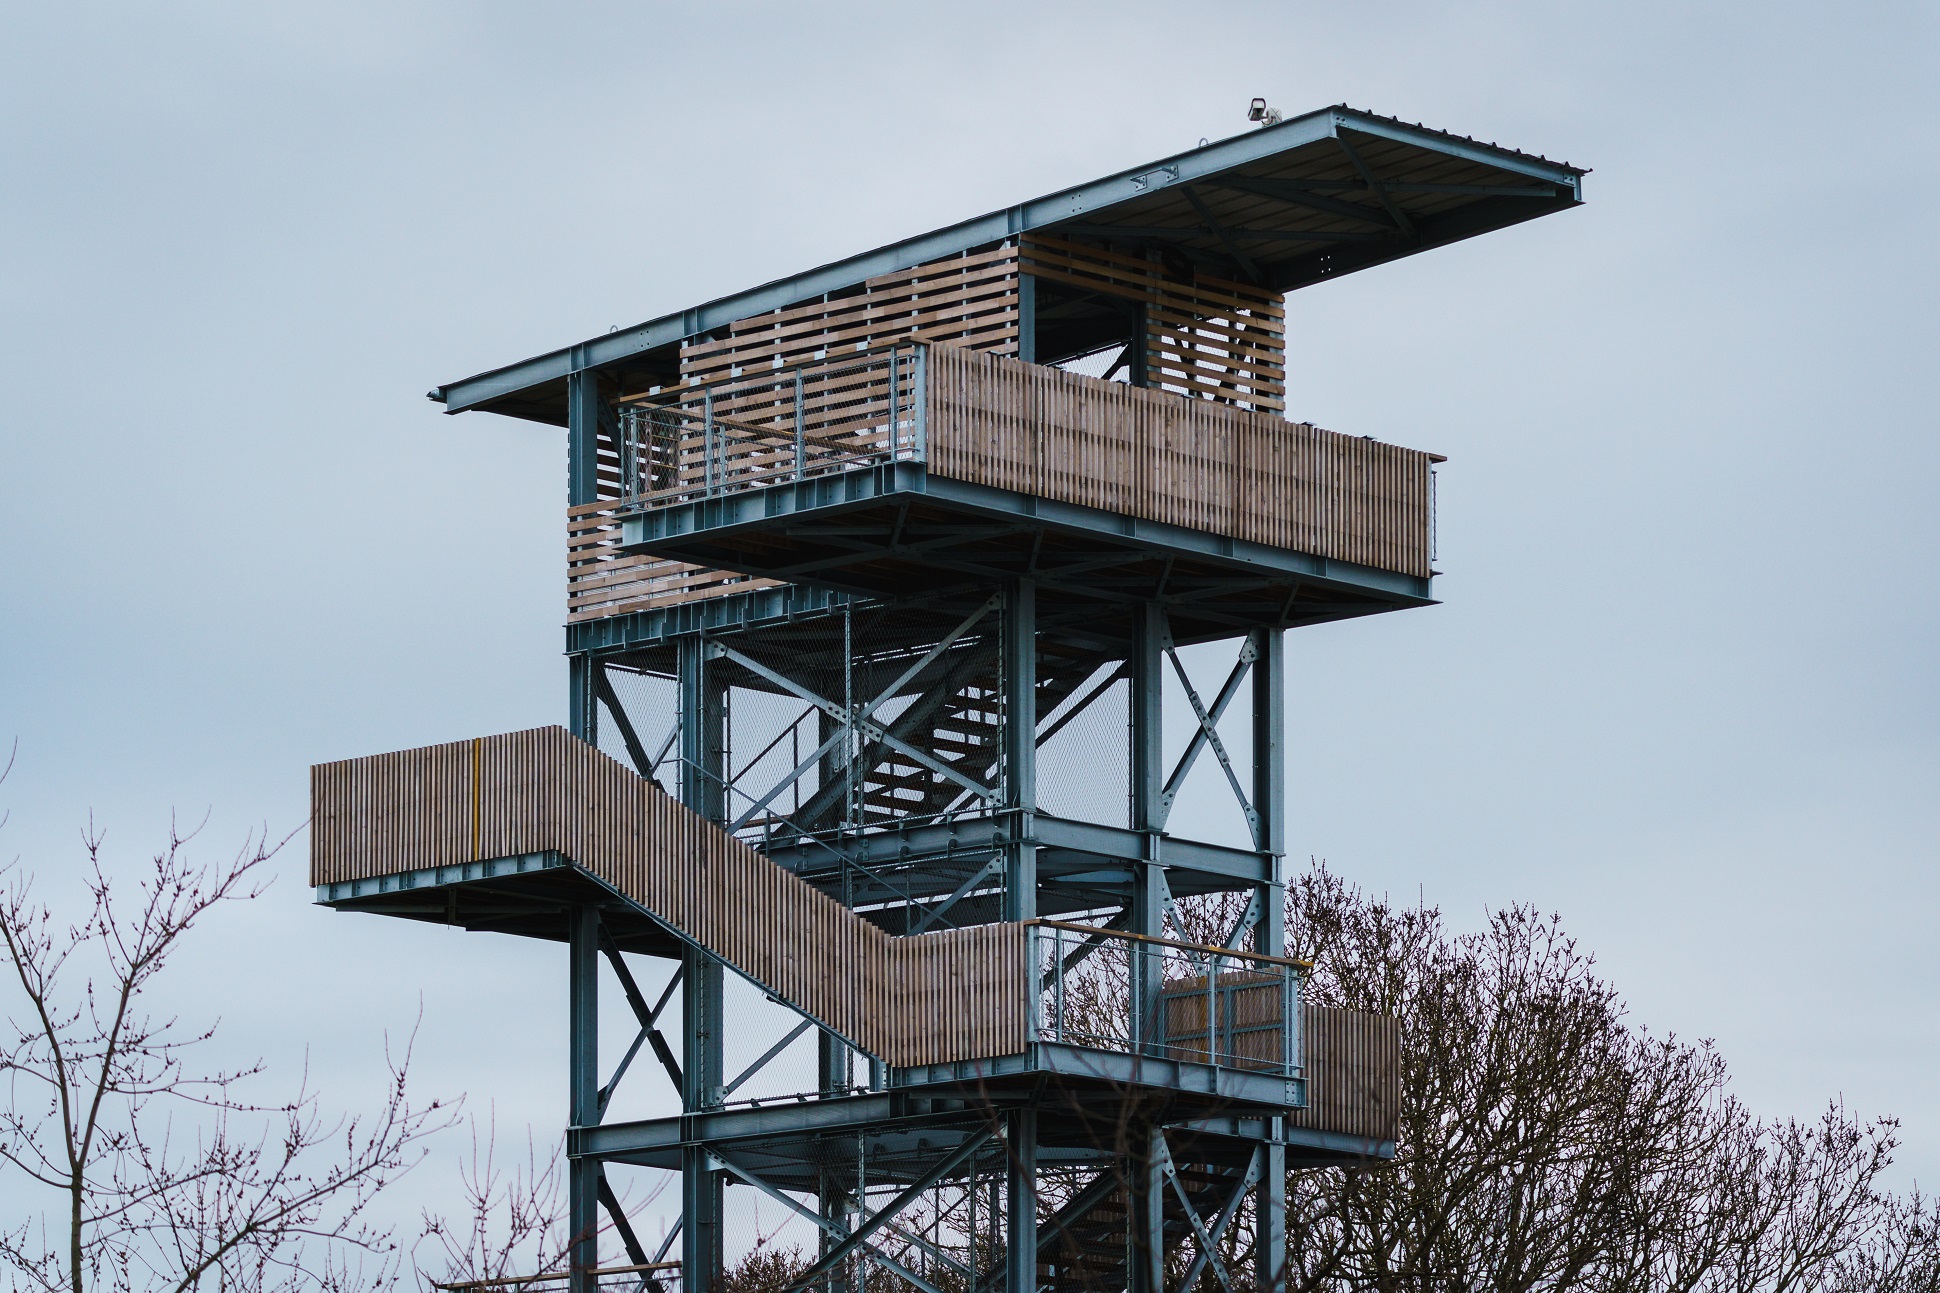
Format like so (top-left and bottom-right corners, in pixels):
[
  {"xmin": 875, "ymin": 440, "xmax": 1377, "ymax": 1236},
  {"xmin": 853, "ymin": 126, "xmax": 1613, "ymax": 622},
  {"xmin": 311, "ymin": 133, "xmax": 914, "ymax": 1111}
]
[{"xmin": 553, "ymin": 571, "xmax": 1296, "ymax": 1293}]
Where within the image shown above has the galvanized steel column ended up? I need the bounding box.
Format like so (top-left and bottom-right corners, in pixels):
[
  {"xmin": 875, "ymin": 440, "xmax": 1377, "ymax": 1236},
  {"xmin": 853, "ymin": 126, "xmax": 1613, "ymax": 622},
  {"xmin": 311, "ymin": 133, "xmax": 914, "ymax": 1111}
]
[
  {"xmin": 676, "ymin": 630, "xmax": 725, "ymax": 1293},
  {"xmin": 567, "ymin": 905, "xmax": 601, "ymax": 1293},
  {"xmin": 567, "ymin": 369, "xmax": 602, "ymax": 743},
  {"xmin": 1253, "ymin": 626, "xmax": 1288, "ymax": 1293},
  {"xmin": 1005, "ymin": 1108, "xmax": 1037, "ymax": 1293},
  {"xmin": 1002, "ymin": 580, "xmax": 1036, "ymax": 921}
]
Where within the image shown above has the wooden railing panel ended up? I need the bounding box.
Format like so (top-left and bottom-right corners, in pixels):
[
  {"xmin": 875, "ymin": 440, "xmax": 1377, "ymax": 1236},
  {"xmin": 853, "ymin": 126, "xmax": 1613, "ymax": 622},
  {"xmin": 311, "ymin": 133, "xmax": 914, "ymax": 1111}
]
[
  {"xmin": 926, "ymin": 346, "xmax": 1434, "ymax": 579},
  {"xmin": 674, "ymin": 245, "xmax": 1020, "ymax": 389},
  {"xmin": 1286, "ymin": 1003, "xmax": 1402, "ymax": 1144},
  {"xmin": 311, "ymin": 727, "xmax": 1026, "ymax": 1068}
]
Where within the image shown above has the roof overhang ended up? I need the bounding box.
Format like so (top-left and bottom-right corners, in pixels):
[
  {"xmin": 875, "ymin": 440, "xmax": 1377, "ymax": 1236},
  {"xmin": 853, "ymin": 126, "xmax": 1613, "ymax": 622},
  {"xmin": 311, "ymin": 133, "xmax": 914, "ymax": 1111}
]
[{"xmin": 436, "ymin": 105, "xmax": 1585, "ymax": 424}]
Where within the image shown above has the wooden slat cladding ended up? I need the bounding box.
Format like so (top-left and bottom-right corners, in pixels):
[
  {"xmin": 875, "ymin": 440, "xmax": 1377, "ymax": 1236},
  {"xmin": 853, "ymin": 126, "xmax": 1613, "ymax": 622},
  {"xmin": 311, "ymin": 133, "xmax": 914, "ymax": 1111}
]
[
  {"xmin": 1021, "ymin": 235, "xmax": 1287, "ymax": 412},
  {"xmin": 1286, "ymin": 1004, "xmax": 1402, "ymax": 1144},
  {"xmin": 311, "ymin": 727, "xmax": 1028, "ymax": 1068},
  {"xmin": 566, "ymin": 500, "xmax": 780, "ymax": 623},
  {"xmin": 926, "ymin": 345, "xmax": 1435, "ymax": 580},
  {"xmin": 674, "ymin": 245, "xmax": 1021, "ymax": 390}
]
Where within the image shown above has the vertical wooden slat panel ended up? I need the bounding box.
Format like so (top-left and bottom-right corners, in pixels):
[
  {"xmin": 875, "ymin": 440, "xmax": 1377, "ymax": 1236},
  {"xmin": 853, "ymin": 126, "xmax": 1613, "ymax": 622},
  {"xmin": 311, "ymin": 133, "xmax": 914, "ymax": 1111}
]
[{"xmin": 923, "ymin": 346, "xmax": 1434, "ymax": 580}]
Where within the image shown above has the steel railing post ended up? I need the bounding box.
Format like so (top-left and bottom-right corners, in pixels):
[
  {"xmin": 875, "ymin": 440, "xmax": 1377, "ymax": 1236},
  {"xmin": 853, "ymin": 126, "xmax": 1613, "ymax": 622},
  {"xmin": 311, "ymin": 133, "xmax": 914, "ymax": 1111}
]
[
  {"xmin": 914, "ymin": 344, "xmax": 927, "ymax": 462},
  {"xmin": 703, "ymin": 388, "xmax": 715, "ymax": 496},
  {"xmin": 1053, "ymin": 927, "xmax": 1066, "ymax": 1044},
  {"xmin": 1206, "ymin": 956, "xmax": 1218, "ymax": 1066},
  {"xmin": 887, "ymin": 348, "xmax": 899, "ymax": 456},
  {"xmin": 794, "ymin": 369, "xmax": 805, "ymax": 481}
]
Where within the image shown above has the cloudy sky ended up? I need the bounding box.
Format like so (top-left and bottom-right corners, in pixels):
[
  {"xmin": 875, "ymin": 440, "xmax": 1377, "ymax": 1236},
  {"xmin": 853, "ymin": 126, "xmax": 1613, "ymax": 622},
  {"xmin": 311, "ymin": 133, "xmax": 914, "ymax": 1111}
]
[{"xmin": 2, "ymin": 0, "xmax": 1935, "ymax": 1249}]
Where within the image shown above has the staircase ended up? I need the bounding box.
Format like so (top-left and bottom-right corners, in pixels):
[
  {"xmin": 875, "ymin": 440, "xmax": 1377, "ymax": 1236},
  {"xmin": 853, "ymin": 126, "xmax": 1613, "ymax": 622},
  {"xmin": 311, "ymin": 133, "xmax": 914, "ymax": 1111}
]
[
  {"xmin": 310, "ymin": 726, "xmax": 1027, "ymax": 1068},
  {"xmin": 1025, "ymin": 1155, "xmax": 1253, "ymax": 1293}
]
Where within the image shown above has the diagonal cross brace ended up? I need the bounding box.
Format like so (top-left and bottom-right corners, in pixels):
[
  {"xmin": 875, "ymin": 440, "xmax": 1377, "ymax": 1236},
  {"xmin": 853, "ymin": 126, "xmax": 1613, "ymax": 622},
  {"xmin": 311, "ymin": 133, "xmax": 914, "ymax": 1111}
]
[
  {"xmin": 1157, "ymin": 1135, "xmax": 1238, "ymax": 1293},
  {"xmin": 595, "ymin": 667, "xmax": 655, "ymax": 780},
  {"xmin": 1335, "ymin": 131, "xmax": 1417, "ymax": 242},
  {"xmin": 906, "ymin": 856, "xmax": 1005, "ymax": 936},
  {"xmin": 599, "ymin": 939, "xmax": 683, "ymax": 1108},
  {"xmin": 717, "ymin": 1129, "xmax": 996, "ymax": 1293},
  {"xmin": 720, "ymin": 1017, "xmax": 815, "ymax": 1098},
  {"xmin": 1162, "ymin": 635, "xmax": 1261, "ymax": 846},
  {"xmin": 716, "ymin": 623, "xmax": 998, "ymax": 829},
  {"xmin": 1157, "ymin": 635, "xmax": 1256, "ymax": 829},
  {"xmin": 1172, "ymin": 1146, "xmax": 1263, "ymax": 1293}
]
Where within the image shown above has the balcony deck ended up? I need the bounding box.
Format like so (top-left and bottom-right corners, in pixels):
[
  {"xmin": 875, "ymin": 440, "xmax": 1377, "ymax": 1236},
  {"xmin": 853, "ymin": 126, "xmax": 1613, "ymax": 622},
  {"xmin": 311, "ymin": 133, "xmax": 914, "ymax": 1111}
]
[{"xmin": 569, "ymin": 345, "xmax": 1438, "ymax": 639}]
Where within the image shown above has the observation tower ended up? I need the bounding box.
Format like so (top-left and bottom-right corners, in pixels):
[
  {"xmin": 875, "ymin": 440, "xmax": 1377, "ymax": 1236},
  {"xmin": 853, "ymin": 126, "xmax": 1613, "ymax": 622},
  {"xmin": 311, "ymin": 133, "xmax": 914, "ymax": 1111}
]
[{"xmin": 311, "ymin": 106, "xmax": 1584, "ymax": 1293}]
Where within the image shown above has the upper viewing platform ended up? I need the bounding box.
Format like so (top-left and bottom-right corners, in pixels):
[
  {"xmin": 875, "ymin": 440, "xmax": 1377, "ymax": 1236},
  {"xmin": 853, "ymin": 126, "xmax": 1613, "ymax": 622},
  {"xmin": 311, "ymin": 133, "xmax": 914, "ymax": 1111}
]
[{"xmin": 431, "ymin": 106, "xmax": 1584, "ymax": 642}]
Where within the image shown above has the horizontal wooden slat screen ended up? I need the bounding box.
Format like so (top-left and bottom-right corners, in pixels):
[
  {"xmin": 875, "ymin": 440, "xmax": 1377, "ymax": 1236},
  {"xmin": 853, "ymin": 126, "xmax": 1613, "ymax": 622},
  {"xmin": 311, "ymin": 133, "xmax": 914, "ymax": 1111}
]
[
  {"xmin": 1285, "ymin": 1003, "xmax": 1402, "ymax": 1144},
  {"xmin": 925, "ymin": 345, "xmax": 1434, "ymax": 579},
  {"xmin": 673, "ymin": 245, "xmax": 1021, "ymax": 390},
  {"xmin": 1021, "ymin": 235, "xmax": 1287, "ymax": 412},
  {"xmin": 311, "ymin": 727, "xmax": 1028, "ymax": 1068},
  {"xmin": 566, "ymin": 500, "xmax": 782, "ymax": 622}
]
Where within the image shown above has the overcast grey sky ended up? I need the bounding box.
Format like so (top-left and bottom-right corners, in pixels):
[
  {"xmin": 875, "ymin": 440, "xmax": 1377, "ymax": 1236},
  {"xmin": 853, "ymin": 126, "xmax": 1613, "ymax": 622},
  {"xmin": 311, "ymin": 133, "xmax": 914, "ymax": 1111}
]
[{"xmin": 2, "ymin": 0, "xmax": 1935, "ymax": 1239}]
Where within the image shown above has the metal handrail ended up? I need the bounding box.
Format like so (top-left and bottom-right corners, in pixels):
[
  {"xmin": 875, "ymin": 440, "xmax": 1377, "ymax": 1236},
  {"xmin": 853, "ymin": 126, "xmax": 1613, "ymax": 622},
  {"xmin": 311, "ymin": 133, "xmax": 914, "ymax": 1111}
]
[
  {"xmin": 1027, "ymin": 920, "xmax": 1303, "ymax": 1077},
  {"xmin": 615, "ymin": 344, "xmax": 926, "ymax": 509}
]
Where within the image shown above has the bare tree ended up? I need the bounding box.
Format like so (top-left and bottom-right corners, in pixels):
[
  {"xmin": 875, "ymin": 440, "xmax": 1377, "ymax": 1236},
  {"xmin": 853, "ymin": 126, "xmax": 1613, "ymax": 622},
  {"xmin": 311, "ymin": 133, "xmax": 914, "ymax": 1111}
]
[
  {"xmin": 414, "ymin": 1113, "xmax": 566, "ymax": 1288},
  {"xmin": 1259, "ymin": 864, "xmax": 1935, "ymax": 1293},
  {"xmin": 0, "ymin": 804, "xmax": 451, "ymax": 1293}
]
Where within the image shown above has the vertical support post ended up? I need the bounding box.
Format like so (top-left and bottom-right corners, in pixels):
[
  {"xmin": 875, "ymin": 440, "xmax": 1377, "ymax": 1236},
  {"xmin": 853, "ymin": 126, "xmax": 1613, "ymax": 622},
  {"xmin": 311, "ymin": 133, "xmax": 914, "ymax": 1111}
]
[
  {"xmin": 678, "ymin": 635, "xmax": 725, "ymax": 822},
  {"xmin": 913, "ymin": 343, "xmax": 928, "ymax": 461},
  {"xmin": 1252, "ymin": 626, "xmax": 1287, "ymax": 1293},
  {"xmin": 1129, "ymin": 604, "xmax": 1166, "ymax": 1051},
  {"xmin": 1252, "ymin": 627, "xmax": 1286, "ymax": 952},
  {"xmin": 1017, "ymin": 271, "xmax": 1036, "ymax": 365},
  {"xmin": 1126, "ymin": 1128, "xmax": 1164, "ymax": 1293},
  {"xmin": 794, "ymin": 368, "xmax": 806, "ymax": 480},
  {"xmin": 682, "ymin": 944, "xmax": 724, "ymax": 1293},
  {"xmin": 1002, "ymin": 580, "xmax": 1036, "ymax": 922},
  {"xmin": 675, "ymin": 626, "xmax": 725, "ymax": 1293},
  {"xmin": 567, "ymin": 905, "xmax": 601, "ymax": 1293},
  {"xmin": 1005, "ymin": 1108, "xmax": 1037, "ymax": 1293},
  {"xmin": 704, "ymin": 388, "xmax": 716, "ymax": 495},
  {"xmin": 567, "ymin": 368, "xmax": 602, "ymax": 743}
]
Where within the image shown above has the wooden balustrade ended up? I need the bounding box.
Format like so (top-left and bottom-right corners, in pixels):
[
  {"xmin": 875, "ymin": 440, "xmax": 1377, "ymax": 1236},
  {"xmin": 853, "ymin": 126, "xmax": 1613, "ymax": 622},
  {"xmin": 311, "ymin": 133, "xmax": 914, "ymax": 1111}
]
[
  {"xmin": 924, "ymin": 345, "xmax": 1436, "ymax": 581},
  {"xmin": 313, "ymin": 727, "xmax": 1403, "ymax": 1141}
]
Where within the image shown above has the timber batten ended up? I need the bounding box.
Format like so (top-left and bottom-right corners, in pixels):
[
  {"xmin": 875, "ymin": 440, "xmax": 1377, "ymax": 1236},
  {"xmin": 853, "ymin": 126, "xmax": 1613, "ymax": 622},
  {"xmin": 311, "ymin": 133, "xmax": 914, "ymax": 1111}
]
[{"xmin": 312, "ymin": 727, "xmax": 1028, "ymax": 1068}]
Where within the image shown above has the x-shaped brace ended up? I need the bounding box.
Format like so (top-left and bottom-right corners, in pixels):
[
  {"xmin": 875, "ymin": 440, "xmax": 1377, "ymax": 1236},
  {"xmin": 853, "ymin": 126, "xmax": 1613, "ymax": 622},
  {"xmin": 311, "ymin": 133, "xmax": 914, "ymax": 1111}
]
[
  {"xmin": 719, "ymin": 596, "xmax": 1002, "ymax": 830},
  {"xmin": 1168, "ymin": 1142, "xmax": 1264, "ymax": 1293},
  {"xmin": 1159, "ymin": 630, "xmax": 1261, "ymax": 846},
  {"xmin": 598, "ymin": 936, "xmax": 683, "ymax": 1112}
]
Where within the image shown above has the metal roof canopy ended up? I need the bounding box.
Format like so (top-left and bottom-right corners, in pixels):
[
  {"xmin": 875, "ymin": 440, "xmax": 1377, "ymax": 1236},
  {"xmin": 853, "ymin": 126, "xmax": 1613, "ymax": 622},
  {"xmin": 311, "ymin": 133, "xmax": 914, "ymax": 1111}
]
[{"xmin": 437, "ymin": 105, "xmax": 1585, "ymax": 425}]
